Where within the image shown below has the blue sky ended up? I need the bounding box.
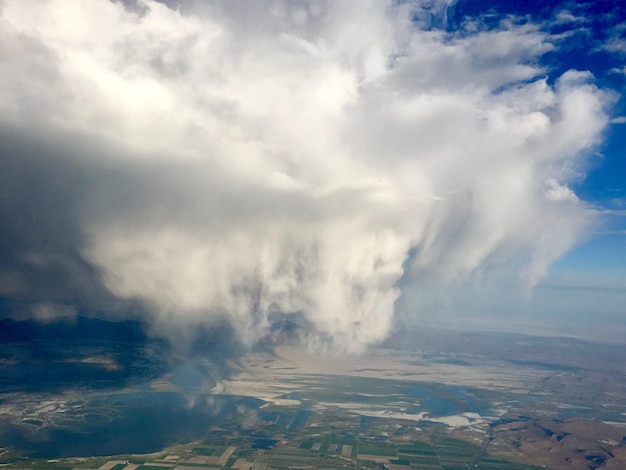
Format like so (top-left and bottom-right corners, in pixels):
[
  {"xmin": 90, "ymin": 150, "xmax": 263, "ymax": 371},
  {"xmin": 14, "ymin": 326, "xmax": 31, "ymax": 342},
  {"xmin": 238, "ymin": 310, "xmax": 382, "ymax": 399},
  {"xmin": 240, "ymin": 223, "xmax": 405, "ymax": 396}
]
[
  {"xmin": 0, "ymin": 0, "xmax": 624, "ymax": 349},
  {"xmin": 523, "ymin": 0, "xmax": 626, "ymax": 313}
]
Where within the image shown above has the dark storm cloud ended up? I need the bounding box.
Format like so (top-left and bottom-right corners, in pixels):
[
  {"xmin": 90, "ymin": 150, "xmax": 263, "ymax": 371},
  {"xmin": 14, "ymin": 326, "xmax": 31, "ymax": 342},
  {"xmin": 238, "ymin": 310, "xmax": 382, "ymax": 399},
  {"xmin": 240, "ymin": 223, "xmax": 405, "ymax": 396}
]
[{"xmin": 0, "ymin": 127, "xmax": 105, "ymax": 303}]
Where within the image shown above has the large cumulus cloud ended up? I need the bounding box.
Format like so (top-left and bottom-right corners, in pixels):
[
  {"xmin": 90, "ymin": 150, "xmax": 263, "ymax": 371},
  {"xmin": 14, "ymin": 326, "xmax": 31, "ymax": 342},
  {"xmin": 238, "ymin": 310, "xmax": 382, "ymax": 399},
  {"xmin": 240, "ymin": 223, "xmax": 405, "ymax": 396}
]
[{"xmin": 0, "ymin": 0, "xmax": 613, "ymax": 351}]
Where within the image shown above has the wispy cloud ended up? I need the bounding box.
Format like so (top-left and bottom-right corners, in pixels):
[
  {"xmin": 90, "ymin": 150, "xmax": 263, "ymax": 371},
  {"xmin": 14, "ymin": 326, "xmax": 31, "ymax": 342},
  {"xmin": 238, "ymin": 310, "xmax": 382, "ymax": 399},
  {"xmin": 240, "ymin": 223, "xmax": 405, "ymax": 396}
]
[
  {"xmin": 554, "ymin": 10, "xmax": 586, "ymax": 25},
  {"xmin": 609, "ymin": 66, "xmax": 626, "ymax": 75}
]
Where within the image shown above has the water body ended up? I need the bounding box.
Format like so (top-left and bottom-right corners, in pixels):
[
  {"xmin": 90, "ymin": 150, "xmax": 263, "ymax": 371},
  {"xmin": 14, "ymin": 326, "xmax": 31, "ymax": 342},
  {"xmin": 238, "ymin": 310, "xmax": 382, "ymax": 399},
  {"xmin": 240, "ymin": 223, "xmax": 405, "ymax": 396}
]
[
  {"xmin": 444, "ymin": 385, "xmax": 493, "ymax": 416},
  {"xmin": 407, "ymin": 385, "xmax": 459, "ymax": 416},
  {"xmin": 0, "ymin": 392, "xmax": 264, "ymax": 458},
  {"xmin": 252, "ymin": 438, "xmax": 278, "ymax": 449}
]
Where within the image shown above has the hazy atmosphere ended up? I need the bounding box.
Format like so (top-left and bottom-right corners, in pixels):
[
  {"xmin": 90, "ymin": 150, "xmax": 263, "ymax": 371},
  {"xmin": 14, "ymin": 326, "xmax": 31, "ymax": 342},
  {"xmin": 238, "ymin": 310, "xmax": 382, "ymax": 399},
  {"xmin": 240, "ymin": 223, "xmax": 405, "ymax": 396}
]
[{"xmin": 1, "ymin": 0, "xmax": 625, "ymax": 351}]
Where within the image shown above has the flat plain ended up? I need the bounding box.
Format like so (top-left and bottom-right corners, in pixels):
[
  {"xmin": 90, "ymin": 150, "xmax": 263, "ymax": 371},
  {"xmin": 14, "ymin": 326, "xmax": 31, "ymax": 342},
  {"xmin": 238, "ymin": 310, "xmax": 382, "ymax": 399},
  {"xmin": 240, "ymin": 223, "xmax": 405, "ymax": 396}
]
[{"xmin": 1, "ymin": 318, "xmax": 626, "ymax": 469}]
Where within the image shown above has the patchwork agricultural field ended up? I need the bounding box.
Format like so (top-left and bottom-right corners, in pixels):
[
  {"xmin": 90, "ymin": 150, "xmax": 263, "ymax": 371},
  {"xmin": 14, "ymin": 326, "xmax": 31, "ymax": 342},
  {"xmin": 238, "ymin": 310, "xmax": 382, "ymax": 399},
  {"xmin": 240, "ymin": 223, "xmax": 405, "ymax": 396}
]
[{"xmin": 4, "ymin": 422, "xmax": 545, "ymax": 470}]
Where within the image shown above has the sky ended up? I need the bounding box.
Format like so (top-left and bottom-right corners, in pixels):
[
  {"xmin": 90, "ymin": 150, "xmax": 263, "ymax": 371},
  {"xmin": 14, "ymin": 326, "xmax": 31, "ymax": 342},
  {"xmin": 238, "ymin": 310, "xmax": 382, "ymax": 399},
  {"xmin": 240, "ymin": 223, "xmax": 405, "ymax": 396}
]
[{"xmin": 0, "ymin": 0, "xmax": 625, "ymax": 352}]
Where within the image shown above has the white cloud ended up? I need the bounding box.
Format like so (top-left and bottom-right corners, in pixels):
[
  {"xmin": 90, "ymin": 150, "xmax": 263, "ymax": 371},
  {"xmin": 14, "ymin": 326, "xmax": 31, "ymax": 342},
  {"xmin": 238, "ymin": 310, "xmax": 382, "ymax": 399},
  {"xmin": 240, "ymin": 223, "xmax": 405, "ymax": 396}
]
[
  {"xmin": 0, "ymin": 0, "xmax": 612, "ymax": 352},
  {"xmin": 605, "ymin": 39, "xmax": 626, "ymax": 55},
  {"xmin": 554, "ymin": 10, "xmax": 584, "ymax": 25},
  {"xmin": 610, "ymin": 66, "xmax": 626, "ymax": 74},
  {"xmin": 603, "ymin": 22, "xmax": 626, "ymax": 56}
]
